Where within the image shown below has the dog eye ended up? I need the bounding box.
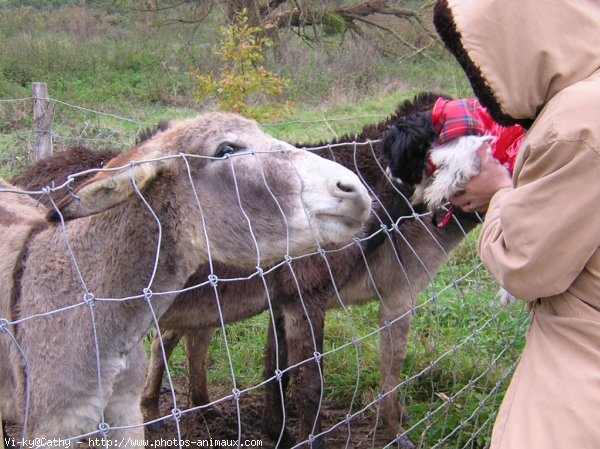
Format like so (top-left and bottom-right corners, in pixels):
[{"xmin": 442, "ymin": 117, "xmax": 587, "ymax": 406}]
[{"xmin": 216, "ymin": 143, "xmax": 244, "ymax": 158}]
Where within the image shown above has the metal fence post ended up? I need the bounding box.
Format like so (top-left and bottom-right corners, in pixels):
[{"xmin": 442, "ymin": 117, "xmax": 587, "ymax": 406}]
[{"xmin": 32, "ymin": 82, "xmax": 54, "ymax": 160}]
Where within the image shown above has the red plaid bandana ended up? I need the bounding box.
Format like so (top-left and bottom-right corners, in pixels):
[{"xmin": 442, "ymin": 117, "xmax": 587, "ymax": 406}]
[
  {"xmin": 431, "ymin": 97, "xmax": 524, "ymax": 173},
  {"xmin": 432, "ymin": 98, "xmax": 488, "ymax": 145}
]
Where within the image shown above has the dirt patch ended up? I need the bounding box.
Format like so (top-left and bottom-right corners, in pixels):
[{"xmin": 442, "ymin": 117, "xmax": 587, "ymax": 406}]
[
  {"xmin": 3, "ymin": 377, "xmax": 402, "ymax": 449},
  {"xmin": 146, "ymin": 378, "xmax": 399, "ymax": 449}
]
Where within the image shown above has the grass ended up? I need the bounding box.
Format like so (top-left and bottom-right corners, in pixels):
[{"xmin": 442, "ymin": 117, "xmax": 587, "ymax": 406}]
[{"xmin": 0, "ymin": 2, "xmax": 473, "ymax": 122}]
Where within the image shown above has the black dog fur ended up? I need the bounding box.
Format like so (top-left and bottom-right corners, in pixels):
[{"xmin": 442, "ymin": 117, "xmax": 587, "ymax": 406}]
[{"xmin": 380, "ymin": 92, "xmax": 453, "ymax": 186}]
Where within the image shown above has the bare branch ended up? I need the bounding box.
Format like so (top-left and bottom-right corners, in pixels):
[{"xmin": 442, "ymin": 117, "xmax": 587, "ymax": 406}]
[
  {"xmin": 352, "ymin": 15, "xmax": 435, "ymax": 62},
  {"xmin": 262, "ymin": 0, "xmax": 435, "ymax": 41},
  {"xmin": 260, "ymin": 0, "xmax": 288, "ymax": 15},
  {"xmin": 135, "ymin": 1, "xmax": 189, "ymax": 13}
]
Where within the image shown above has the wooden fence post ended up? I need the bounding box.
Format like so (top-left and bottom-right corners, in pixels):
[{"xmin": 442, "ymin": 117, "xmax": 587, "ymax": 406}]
[{"xmin": 32, "ymin": 82, "xmax": 54, "ymax": 160}]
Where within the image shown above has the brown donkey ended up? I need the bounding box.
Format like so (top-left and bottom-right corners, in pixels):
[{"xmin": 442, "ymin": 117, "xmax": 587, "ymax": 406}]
[{"xmin": 0, "ymin": 112, "xmax": 371, "ymax": 447}]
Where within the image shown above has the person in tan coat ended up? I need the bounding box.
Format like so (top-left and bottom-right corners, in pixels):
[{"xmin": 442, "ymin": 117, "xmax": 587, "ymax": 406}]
[{"xmin": 433, "ymin": 1, "xmax": 600, "ymax": 448}]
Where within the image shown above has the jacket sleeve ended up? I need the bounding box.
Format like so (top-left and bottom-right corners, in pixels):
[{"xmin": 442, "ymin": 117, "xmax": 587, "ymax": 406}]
[{"xmin": 478, "ymin": 139, "xmax": 600, "ymax": 301}]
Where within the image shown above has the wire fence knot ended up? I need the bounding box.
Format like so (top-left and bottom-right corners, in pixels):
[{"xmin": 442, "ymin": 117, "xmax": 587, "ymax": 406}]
[
  {"xmin": 66, "ymin": 178, "xmax": 79, "ymax": 199},
  {"xmin": 83, "ymin": 292, "xmax": 96, "ymax": 307},
  {"xmin": 0, "ymin": 318, "xmax": 10, "ymax": 334},
  {"xmin": 98, "ymin": 422, "xmax": 110, "ymax": 436},
  {"xmin": 208, "ymin": 274, "xmax": 219, "ymax": 287},
  {"xmin": 172, "ymin": 408, "xmax": 182, "ymax": 421},
  {"xmin": 313, "ymin": 351, "xmax": 323, "ymax": 362},
  {"xmin": 274, "ymin": 369, "xmax": 283, "ymax": 382},
  {"xmin": 143, "ymin": 288, "xmax": 153, "ymax": 301},
  {"xmin": 232, "ymin": 388, "xmax": 241, "ymax": 400}
]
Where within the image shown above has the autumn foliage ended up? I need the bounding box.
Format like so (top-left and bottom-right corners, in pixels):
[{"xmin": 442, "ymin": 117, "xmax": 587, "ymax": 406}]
[{"xmin": 192, "ymin": 10, "xmax": 291, "ymax": 120}]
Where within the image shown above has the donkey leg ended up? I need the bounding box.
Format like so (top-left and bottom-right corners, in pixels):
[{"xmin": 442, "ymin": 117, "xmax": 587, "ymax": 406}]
[
  {"xmin": 263, "ymin": 308, "xmax": 294, "ymax": 448},
  {"xmin": 141, "ymin": 328, "xmax": 184, "ymax": 431},
  {"xmin": 27, "ymin": 358, "xmax": 105, "ymax": 446},
  {"xmin": 184, "ymin": 328, "xmax": 220, "ymax": 417},
  {"xmin": 106, "ymin": 342, "xmax": 148, "ymax": 447},
  {"xmin": 283, "ymin": 295, "xmax": 326, "ymax": 449},
  {"xmin": 376, "ymin": 302, "xmax": 415, "ymax": 448}
]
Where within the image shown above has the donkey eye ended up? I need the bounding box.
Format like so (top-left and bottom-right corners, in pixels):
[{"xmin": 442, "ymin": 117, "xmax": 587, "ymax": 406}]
[{"xmin": 216, "ymin": 143, "xmax": 244, "ymax": 158}]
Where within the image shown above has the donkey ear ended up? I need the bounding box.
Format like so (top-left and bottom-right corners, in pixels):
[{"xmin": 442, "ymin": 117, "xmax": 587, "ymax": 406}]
[{"xmin": 48, "ymin": 162, "xmax": 161, "ymax": 221}]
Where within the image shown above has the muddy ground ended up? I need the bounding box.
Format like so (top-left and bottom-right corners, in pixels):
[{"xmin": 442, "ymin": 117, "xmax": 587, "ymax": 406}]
[
  {"xmin": 4, "ymin": 377, "xmax": 402, "ymax": 449},
  {"xmin": 145, "ymin": 378, "xmax": 399, "ymax": 449}
]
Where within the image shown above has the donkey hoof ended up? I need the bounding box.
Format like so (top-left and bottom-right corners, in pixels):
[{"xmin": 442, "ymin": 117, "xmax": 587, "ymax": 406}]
[
  {"xmin": 205, "ymin": 407, "xmax": 224, "ymax": 420},
  {"xmin": 1, "ymin": 421, "xmax": 12, "ymax": 441},
  {"xmin": 147, "ymin": 420, "xmax": 167, "ymax": 433},
  {"xmin": 393, "ymin": 434, "xmax": 415, "ymax": 449},
  {"xmin": 307, "ymin": 436, "xmax": 326, "ymax": 449},
  {"xmin": 267, "ymin": 429, "xmax": 296, "ymax": 449}
]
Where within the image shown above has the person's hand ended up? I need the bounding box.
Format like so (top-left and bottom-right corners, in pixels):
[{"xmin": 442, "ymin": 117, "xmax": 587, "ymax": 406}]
[{"xmin": 451, "ymin": 144, "xmax": 513, "ymax": 212}]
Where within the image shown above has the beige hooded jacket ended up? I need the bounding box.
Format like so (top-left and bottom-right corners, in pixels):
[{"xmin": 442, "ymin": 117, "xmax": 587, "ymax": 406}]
[{"xmin": 434, "ymin": 1, "xmax": 600, "ymax": 448}]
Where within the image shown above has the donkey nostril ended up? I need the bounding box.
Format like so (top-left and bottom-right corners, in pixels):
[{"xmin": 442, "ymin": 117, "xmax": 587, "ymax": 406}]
[{"xmin": 336, "ymin": 181, "xmax": 356, "ymax": 194}]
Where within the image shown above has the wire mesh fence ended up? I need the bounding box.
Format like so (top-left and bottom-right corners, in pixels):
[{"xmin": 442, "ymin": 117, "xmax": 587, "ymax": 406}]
[{"xmin": 0, "ymin": 93, "xmax": 529, "ymax": 449}]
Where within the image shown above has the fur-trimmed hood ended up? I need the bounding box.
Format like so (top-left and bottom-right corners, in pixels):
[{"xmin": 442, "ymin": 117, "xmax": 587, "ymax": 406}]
[
  {"xmin": 434, "ymin": 0, "xmax": 600, "ymax": 127},
  {"xmin": 434, "ymin": 4, "xmax": 600, "ymax": 449}
]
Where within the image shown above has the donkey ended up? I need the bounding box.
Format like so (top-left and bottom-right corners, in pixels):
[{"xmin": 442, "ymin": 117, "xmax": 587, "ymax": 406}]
[
  {"xmin": 0, "ymin": 112, "xmax": 371, "ymax": 446},
  {"xmin": 140, "ymin": 93, "xmax": 480, "ymax": 448}
]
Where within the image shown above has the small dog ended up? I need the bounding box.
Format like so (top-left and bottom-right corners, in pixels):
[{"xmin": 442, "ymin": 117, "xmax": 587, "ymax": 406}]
[
  {"xmin": 381, "ymin": 95, "xmax": 525, "ymax": 305},
  {"xmin": 381, "ymin": 96, "xmax": 523, "ymax": 213}
]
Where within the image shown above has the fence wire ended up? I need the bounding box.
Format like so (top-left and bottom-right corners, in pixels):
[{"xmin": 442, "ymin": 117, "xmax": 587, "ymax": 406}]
[{"xmin": 0, "ymin": 95, "xmax": 529, "ymax": 449}]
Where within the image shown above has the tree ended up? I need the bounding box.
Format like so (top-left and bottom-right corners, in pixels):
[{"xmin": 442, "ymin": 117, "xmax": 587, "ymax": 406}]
[{"xmin": 122, "ymin": 0, "xmax": 438, "ymax": 52}]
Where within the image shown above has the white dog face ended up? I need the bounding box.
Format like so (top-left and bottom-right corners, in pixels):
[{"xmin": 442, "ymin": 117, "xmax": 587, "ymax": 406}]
[{"xmin": 413, "ymin": 135, "xmax": 495, "ymax": 210}]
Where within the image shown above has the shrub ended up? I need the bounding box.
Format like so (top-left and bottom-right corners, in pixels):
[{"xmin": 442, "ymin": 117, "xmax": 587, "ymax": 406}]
[{"xmin": 191, "ymin": 9, "xmax": 291, "ymax": 121}]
